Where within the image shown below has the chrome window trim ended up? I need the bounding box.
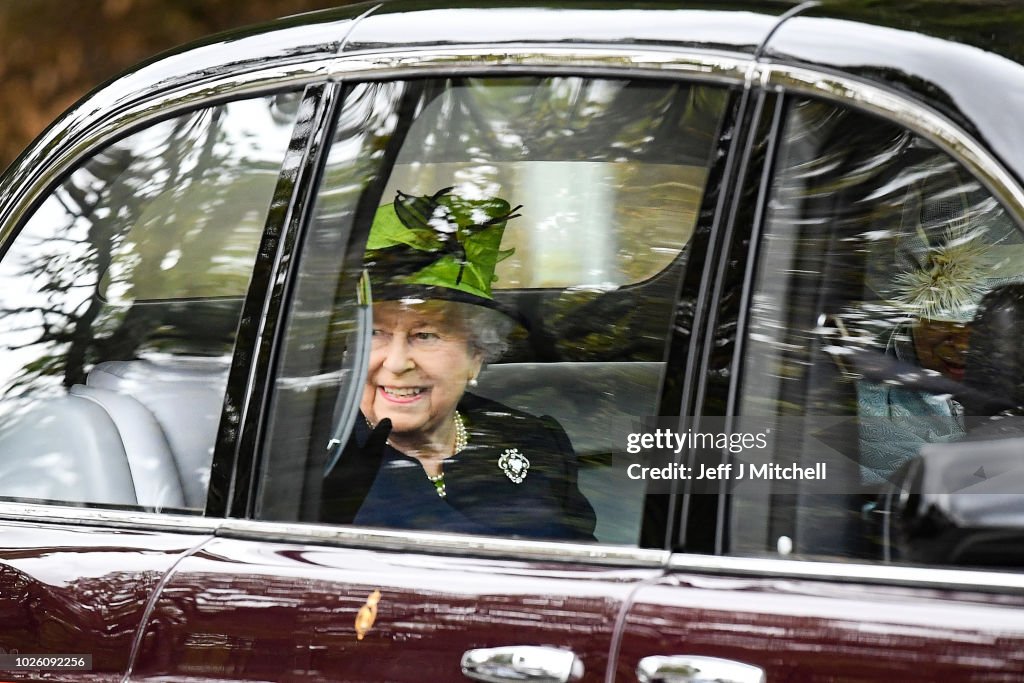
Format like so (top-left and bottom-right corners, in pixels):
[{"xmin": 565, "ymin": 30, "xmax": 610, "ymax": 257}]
[
  {"xmin": 3, "ymin": 501, "xmax": 1024, "ymax": 592},
  {"xmin": 3, "ymin": 46, "xmax": 1024, "ymax": 589},
  {"xmin": 759, "ymin": 62, "xmax": 1024, "ymax": 229},
  {"xmin": 669, "ymin": 552, "xmax": 1024, "ymax": 595},
  {"xmin": 0, "ymin": 501, "xmax": 218, "ymax": 534},
  {"xmin": 215, "ymin": 519, "xmax": 672, "ymax": 568},
  {"xmin": 328, "ymin": 45, "xmax": 751, "ymax": 85}
]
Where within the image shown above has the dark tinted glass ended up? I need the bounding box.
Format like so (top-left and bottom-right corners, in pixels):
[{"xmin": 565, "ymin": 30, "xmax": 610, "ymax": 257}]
[
  {"xmin": 735, "ymin": 98, "xmax": 1024, "ymax": 565},
  {"xmin": 0, "ymin": 92, "xmax": 300, "ymax": 512},
  {"xmin": 260, "ymin": 76, "xmax": 730, "ymax": 546}
]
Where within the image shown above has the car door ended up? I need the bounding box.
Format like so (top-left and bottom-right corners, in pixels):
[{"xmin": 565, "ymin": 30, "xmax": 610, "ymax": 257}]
[
  {"xmin": 612, "ymin": 61, "xmax": 1024, "ymax": 682},
  {"xmin": 0, "ymin": 84, "xmax": 307, "ymax": 680},
  {"xmin": 123, "ymin": 49, "xmax": 750, "ymax": 683}
]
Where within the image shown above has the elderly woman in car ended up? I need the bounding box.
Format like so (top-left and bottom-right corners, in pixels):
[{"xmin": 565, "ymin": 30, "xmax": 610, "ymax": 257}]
[
  {"xmin": 321, "ymin": 187, "xmax": 595, "ymax": 541},
  {"xmin": 857, "ymin": 166, "xmax": 1024, "ymax": 485}
]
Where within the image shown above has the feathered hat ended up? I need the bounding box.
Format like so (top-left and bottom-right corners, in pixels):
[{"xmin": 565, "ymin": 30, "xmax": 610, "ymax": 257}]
[
  {"xmin": 364, "ymin": 186, "xmax": 519, "ymax": 307},
  {"xmin": 873, "ymin": 163, "xmax": 1024, "ymax": 324}
]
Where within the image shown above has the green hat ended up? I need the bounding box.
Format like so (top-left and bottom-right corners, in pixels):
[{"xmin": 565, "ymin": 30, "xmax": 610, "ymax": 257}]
[{"xmin": 364, "ymin": 186, "xmax": 519, "ymax": 303}]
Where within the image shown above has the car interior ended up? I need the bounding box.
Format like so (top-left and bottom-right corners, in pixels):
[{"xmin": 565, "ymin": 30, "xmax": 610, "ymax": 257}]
[
  {"xmin": 0, "ymin": 76, "xmax": 725, "ymax": 548},
  {"xmin": 0, "ymin": 95, "xmax": 293, "ymax": 513},
  {"xmin": 737, "ymin": 98, "xmax": 1024, "ymax": 563}
]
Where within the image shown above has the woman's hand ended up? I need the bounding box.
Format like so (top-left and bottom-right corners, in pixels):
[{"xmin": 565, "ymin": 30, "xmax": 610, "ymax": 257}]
[{"xmin": 321, "ymin": 418, "xmax": 392, "ymax": 523}]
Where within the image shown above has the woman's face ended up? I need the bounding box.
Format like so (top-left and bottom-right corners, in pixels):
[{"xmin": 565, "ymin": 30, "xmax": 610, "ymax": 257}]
[
  {"xmin": 362, "ymin": 300, "xmax": 482, "ymax": 444},
  {"xmin": 913, "ymin": 318, "xmax": 971, "ymax": 381}
]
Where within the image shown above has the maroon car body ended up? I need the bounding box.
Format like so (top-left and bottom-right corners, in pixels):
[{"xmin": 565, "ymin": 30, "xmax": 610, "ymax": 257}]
[{"xmin": 2, "ymin": 2, "xmax": 1024, "ymax": 682}]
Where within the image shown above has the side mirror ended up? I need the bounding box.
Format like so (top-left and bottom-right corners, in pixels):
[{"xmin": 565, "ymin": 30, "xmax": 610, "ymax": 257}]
[{"xmin": 885, "ymin": 425, "xmax": 1024, "ymax": 567}]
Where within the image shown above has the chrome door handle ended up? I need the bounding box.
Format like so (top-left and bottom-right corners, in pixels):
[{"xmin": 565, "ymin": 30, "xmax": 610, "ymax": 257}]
[
  {"xmin": 461, "ymin": 645, "xmax": 584, "ymax": 683},
  {"xmin": 636, "ymin": 655, "xmax": 765, "ymax": 683}
]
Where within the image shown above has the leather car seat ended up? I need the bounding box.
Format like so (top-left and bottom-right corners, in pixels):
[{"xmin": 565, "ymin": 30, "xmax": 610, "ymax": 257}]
[{"xmin": 83, "ymin": 356, "xmax": 231, "ymax": 509}]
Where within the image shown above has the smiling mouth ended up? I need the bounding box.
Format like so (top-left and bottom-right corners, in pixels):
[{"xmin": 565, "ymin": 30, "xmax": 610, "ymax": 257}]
[
  {"xmin": 943, "ymin": 363, "xmax": 965, "ymax": 379},
  {"xmin": 380, "ymin": 386, "xmax": 426, "ymax": 402}
]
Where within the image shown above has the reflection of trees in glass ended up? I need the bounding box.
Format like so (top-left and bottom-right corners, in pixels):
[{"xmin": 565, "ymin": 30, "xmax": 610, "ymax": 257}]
[
  {"xmin": 0, "ymin": 0, "xmax": 358, "ymax": 170},
  {"xmin": 409, "ymin": 77, "xmax": 722, "ymax": 165},
  {"xmin": 0, "ymin": 96, "xmax": 295, "ymax": 397},
  {"xmin": 743, "ymin": 97, "xmax": 1024, "ymax": 421},
  {"xmin": 387, "ymin": 78, "xmax": 727, "ymax": 288},
  {"xmin": 378, "ymin": 78, "xmax": 727, "ymax": 362}
]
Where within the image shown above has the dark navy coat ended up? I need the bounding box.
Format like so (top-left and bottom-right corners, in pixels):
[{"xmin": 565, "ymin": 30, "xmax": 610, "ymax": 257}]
[{"xmin": 322, "ymin": 393, "xmax": 596, "ymax": 541}]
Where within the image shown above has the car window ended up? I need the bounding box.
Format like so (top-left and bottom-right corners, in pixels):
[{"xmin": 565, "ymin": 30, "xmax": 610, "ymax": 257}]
[
  {"xmin": 259, "ymin": 76, "xmax": 730, "ymax": 546},
  {"xmin": 734, "ymin": 97, "xmax": 1024, "ymax": 566},
  {"xmin": 0, "ymin": 92, "xmax": 301, "ymax": 512}
]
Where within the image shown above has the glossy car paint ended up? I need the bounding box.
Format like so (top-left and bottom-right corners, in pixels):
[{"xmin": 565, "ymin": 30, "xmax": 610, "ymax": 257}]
[
  {"xmin": 617, "ymin": 570, "xmax": 1024, "ymax": 680},
  {"xmin": 765, "ymin": 4, "xmax": 1024, "ymax": 192},
  {"xmin": 0, "ymin": 507, "xmax": 214, "ymax": 683},
  {"xmin": 341, "ymin": 1, "xmax": 799, "ymax": 55},
  {"xmin": 0, "ymin": 2, "xmax": 1023, "ymax": 682},
  {"xmin": 128, "ymin": 535, "xmax": 661, "ymax": 682}
]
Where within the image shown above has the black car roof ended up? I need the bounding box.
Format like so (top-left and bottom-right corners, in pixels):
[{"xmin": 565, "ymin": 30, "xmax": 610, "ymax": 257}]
[
  {"xmin": 6, "ymin": 1, "xmax": 1024, "ymax": 209},
  {"xmin": 765, "ymin": 1, "xmax": 1024, "ymax": 191},
  {"xmin": 343, "ymin": 1, "xmax": 801, "ymax": 55}
]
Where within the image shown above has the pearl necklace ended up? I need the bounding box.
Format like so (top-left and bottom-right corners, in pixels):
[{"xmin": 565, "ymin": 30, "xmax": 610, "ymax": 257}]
[
  {"xmin": 427, "ymin": 411, "xmax": 467, "ymax": 499},
  {"xmin": 368, "ymin": 412, "xmax": 467, "ymax": 499}
]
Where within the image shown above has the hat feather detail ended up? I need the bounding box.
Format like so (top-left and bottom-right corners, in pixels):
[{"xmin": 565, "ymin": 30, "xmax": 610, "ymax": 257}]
[
  {"xmin": 365, "ymin": 186, "xmax": 519, "ymax": 300},
  {"xmin": 892, "ymin": 224, "xmax": 990, "ymax": 320}
]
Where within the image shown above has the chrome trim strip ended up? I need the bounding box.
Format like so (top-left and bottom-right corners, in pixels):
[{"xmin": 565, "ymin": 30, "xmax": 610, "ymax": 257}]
[
  {"xmin": 215, "ymin": 519, "xmax": 671, "ymax": 567},
  {"xmin": 760, "ymin": 62, "xmax": 1024, "ymax": 229},
  {"xmin": 3, "ymin": 501, "xmax": 1024, "ymax": 592},
  {"xmin": 0, "ymin": 46, "xmax": 751, "ymax": 256},
  {"xmin": 328, "ymin": 46, "xmax": 751, "ymax": 85},
  {"xmin": 0, "ymin": 60, "xmax": 336, "ymax": 245},
  {"xmin": 669, "ymin": 553, "xmax": 1024, "ymax": 593},
  {"xmin": 0, "ymin": 501, "xmax": 218, "ymax": 533}
]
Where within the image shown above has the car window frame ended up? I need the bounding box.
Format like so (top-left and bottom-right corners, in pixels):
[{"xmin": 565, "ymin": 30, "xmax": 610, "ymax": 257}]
[
  {"xmin": 0, "ymin": 57, "xmax": 338, "ymax": 529},
  {"xmin": 239, "ymin": 46, "xmax": 753, "ymax": 561},
  {"xmin": 702, "ymin": 57, "xmax": 1024, "ymax": 587},
  {"xmin": 208, "ymin": 81, "xmax": 342, "ymax": 519}
]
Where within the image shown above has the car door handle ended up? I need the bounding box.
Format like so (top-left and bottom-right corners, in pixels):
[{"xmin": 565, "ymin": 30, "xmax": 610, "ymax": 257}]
[
  {"xmin": 636, "ymin": 655, "xmax": 765, "ymax": 683},
  {"xmin": 461, "ymin": 645, "xmax": 584, "ymax": 683}
]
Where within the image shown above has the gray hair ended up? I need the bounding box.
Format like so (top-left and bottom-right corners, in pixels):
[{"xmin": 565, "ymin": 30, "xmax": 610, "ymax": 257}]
[
  {"xmin": 461, "ymin": 304, "xmax": 514, "ymax": 363},
  {"xmin": 388, "ymin": 297, "xmax": 514, "ymax": 364}
]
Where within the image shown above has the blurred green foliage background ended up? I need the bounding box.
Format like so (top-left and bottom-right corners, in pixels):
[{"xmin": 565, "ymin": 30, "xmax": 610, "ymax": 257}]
[{"xmin": 0, "ymin": 0, "xmax": 359, "ymax": 171}]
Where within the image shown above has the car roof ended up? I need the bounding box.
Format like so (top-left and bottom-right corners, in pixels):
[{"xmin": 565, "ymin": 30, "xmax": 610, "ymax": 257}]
[
  {"xmin": 766, "ymin": 1, "xmax": 1024, "ymax": 189},
  {"xmin": 69, "ymin": 1, "xmax": 805, "ymax": 107},
  {"xmin": 809, "ymin": 0, "xmax": 1024, "ymax": 66},
  {"xmin": 343, "ymin": 1, "xmax": 800, "ymax": 55},
  {"xmin": 7, "ymin": 1, "xmax": 1024, "ymax": 213}
]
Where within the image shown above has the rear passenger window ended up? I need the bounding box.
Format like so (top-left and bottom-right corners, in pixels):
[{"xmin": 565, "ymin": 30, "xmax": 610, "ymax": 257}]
[
  {"xmin": 260, "ymin": 76, "xmax": 731, "ymax": 546},
  {"xmin": 0, "ymin": 92, "xmax": 301, "ymax": 512},
  {"xmin": 736, "ymin": 97, "xmax": 1024, "ymax": 567}
]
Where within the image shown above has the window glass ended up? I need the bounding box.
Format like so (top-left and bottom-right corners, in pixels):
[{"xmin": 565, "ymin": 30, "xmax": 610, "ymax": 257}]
[
  {"xmin": 735, "ymin": 97, "xmax": 1024, "ymax": 566},
  {"xmin": 0, "ymin": 92, "xmax": 300, "ymax": 512},
  {"xmin": 383, "ymin": 79, "xmax": 719, "ymax": 289},
  {"xmin": 260, "ymin": 76, "xmax": 729, "ymax": 546}
]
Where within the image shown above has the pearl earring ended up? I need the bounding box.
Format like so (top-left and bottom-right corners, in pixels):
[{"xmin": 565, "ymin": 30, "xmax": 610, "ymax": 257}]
[{"xmin": 468, "ymin": 377, "xmax": 478, "ymax": 387}]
